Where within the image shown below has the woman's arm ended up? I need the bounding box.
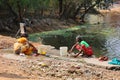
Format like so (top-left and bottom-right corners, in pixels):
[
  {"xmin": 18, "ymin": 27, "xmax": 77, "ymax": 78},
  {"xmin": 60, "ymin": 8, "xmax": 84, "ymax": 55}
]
[
  {"xmin": 69, "ymin": 42, "xmax": 78, "ymax": 53},
  {"xmin": 29, "ymin": 43, "xmax": 38, "ymax": 53}
]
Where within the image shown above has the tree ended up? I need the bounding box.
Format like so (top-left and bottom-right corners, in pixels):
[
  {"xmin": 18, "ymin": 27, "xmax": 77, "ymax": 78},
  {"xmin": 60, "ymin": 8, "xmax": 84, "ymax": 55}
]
[
  {"xmin": 58, "ymin": 0, "xmax": 63, "ymax": 16},
  {"xmin": 0, "ymin": 0, "xmax": 115, "ymax": 27},
  {"xmin": 59, "ymin": 0, "xmax": 113, "ymax": 22}
]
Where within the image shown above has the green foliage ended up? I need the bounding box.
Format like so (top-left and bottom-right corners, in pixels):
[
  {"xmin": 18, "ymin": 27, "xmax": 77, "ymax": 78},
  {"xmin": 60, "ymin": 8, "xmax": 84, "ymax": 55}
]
[
  {"xmin": 0, "ymin": 0, "xmax": 115, "ymax": 11},
  {"xmin": 0, "ymin": 0, "xmax": 114, "ymax": 14},
  {"xmin": 0, "ymin": 0, "xmax": 115, "ymax": 20},
  {"xmin": 0, "ymin": 0, "xmax": 3, "ymax": 7}
]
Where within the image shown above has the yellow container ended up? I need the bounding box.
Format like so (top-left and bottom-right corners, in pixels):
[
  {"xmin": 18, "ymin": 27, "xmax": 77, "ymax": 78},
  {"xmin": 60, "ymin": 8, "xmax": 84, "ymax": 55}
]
[
  {"xmin": 38, "ymin": 48, "xmax": 47, "ymax": 55},
  {"xmin": 41, "ymin": 50, "xmax": 47, "ymax": 55}
]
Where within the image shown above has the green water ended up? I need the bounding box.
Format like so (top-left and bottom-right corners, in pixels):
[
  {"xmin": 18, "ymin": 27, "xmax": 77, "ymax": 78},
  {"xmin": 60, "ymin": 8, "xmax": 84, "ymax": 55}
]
[{"xmin": 29, "ymin": 24, "xmax": 110, "ymax": 57}]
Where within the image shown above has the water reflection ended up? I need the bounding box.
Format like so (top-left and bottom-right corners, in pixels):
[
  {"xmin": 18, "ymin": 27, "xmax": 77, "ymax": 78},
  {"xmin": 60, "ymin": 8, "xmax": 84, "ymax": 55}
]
[
  {"xmin": 105, "ymin": 38, "xmax": 120, "ymax": 59},
  {"xmin": 86, "ymin": 12, "xmax": 120, "ymax": 59},
  {"xmin": 105, "ymin": 27, "xmax": 120, "ymax": 59}
]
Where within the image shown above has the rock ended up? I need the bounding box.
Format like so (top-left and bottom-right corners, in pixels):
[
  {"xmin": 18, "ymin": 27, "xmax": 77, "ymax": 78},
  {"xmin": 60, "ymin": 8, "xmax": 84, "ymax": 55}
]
[
  {"xmin": 66, "ymin": 77, "xmax": 73, "ymax": 80},
  {"xmin": 38, "ymin": 62, "xmax": 49, "ymax": 67},
  {"xmin": 68, "ymin": 68, "xmax": 76, "ymax": 74},
  {"xmin": 74, "ymin": 78, "xmax": 82, "ymax": 80},
  {"xmin": 1, "ymin": 62, "xmax": 5, "ymax": 64}
]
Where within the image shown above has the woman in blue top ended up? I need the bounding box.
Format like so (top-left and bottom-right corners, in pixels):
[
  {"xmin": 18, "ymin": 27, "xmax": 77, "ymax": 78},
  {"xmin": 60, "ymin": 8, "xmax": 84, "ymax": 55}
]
[{"xmin": 69, "ymin": 35, "xmax": 93, "ymax": 57}]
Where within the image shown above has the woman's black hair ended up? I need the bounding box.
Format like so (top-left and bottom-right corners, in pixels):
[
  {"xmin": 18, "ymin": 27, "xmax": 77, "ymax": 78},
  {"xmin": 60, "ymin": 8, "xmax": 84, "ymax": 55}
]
[
  {"xmin": 20, "ymin": 33, "xmax": 29, "ymax": 38},
  {"xmin": 76, "ymin": 35, "xmax": 82, "ymax": 42}
]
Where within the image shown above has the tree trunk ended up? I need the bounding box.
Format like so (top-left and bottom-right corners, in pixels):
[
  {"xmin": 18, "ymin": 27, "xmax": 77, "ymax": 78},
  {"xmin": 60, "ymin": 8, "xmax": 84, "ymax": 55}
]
[
  {"xmin": 40, "ymin": 8, "xmax": 44, "ymax": 16},
  {"xmin": 60, "ymin": 1, "xmax": 72, "ymax": 19},
  {"xmin": 58, "ymin": 0, "xmax": 63, "ymax": 16},
  {"xmin": 73, "ymin": 4, "xmax": 83, "ymax": 19},
  {"xmin": 17, "ymin": 0, "xmax": 23, "ymax": 22}
]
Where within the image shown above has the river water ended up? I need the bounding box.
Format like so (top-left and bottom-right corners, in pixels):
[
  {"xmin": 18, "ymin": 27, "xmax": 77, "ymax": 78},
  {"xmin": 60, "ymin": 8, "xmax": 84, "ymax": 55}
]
[
  {"xmin": 87, "ymin": 11, "xmax": 120, "ymax": 59},
  {"xmin": 30, "ymin": 4, "xmax": 120, "ymax": 59}
]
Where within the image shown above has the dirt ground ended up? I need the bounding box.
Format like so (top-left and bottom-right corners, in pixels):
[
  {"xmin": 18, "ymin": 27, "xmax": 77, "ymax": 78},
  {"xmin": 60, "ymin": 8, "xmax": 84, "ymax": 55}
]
[
  {"xmin": 0, "ymin": 3, "xmax": 120, "ymax": 80},
  {"xmin": 0, "ymin": 56, "xmax": 32, "ymax": 80},
  {"xmin": 0, "ymin": 32, "xmax": 120, "ymax": 80},
  {"xmin": 0, "ymin": 49, "xmax": 120, "ymax": 80}
]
